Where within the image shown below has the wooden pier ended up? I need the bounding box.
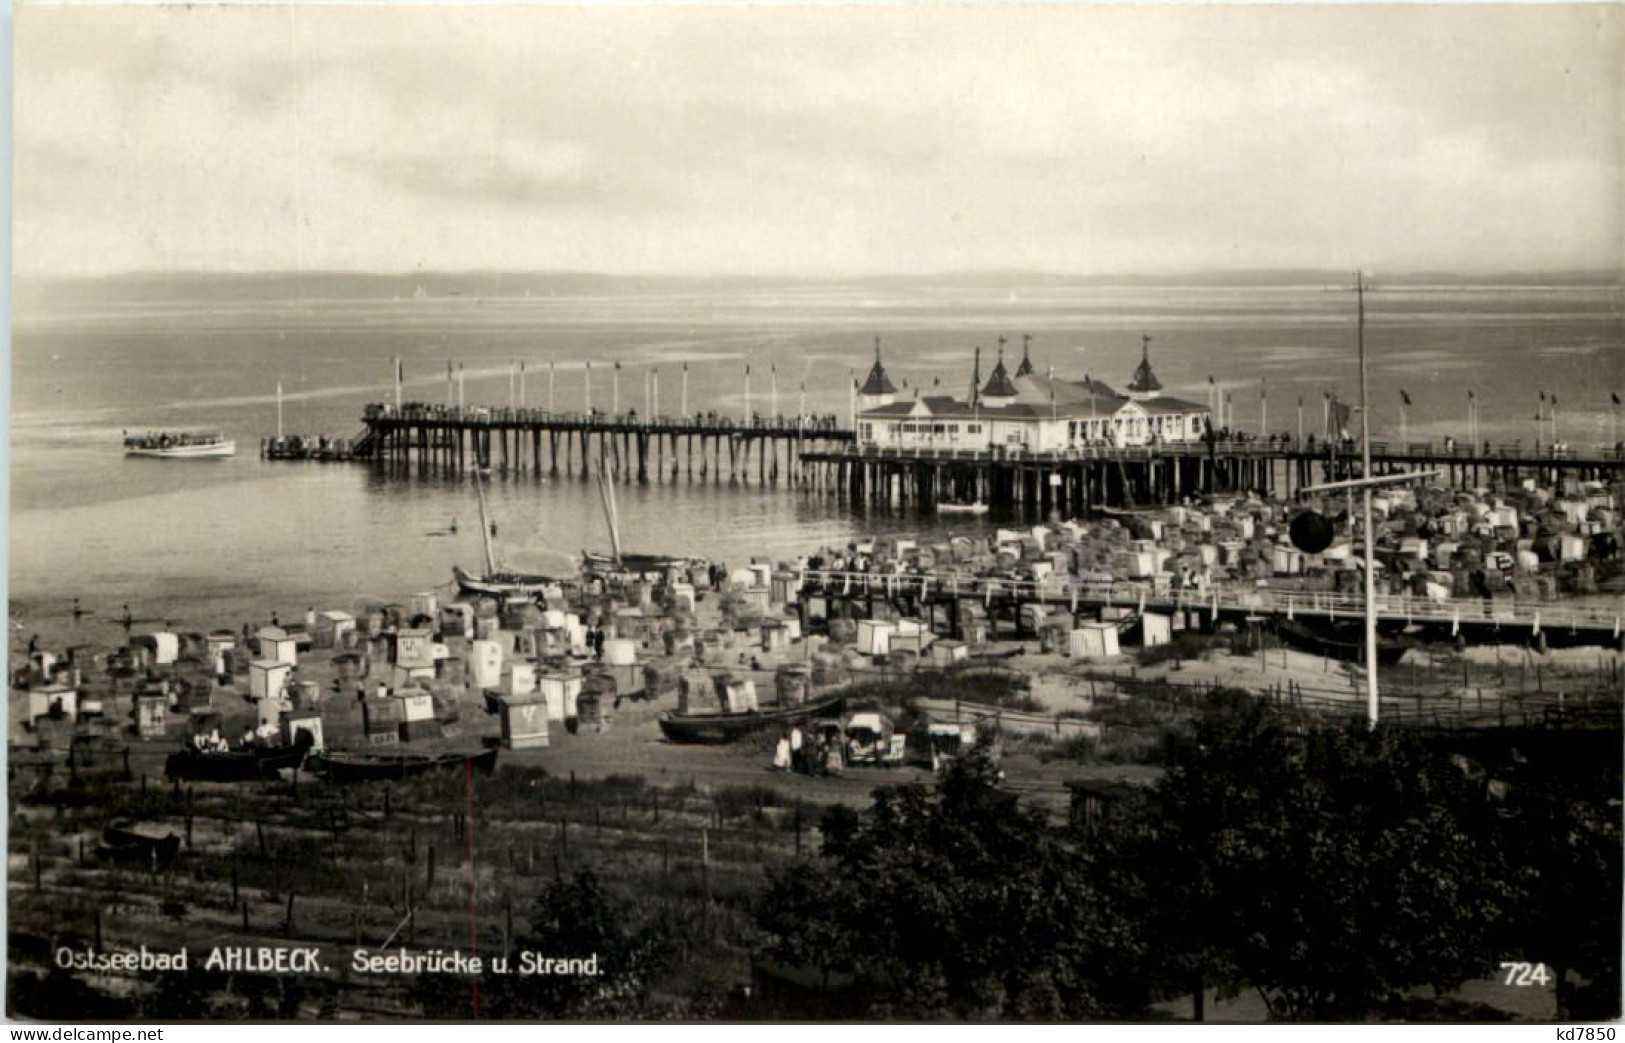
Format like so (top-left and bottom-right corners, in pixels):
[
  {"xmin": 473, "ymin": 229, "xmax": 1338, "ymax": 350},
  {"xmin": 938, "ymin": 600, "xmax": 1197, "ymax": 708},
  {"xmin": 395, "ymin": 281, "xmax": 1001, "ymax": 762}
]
[
  {"xmin": 335, "ymin": 404, "xmax": 1624, "ymax": 510},
  {"xmin": 797, "ymin": 569, "xmax": 1625, "ymax": 650},
  {"xmin": 797, "ymin": 440, "xmax": 1625, "ymax": 512},
  {"xmin": 357, "ymin": 404, "xmax": 851, "ymax": 484}
]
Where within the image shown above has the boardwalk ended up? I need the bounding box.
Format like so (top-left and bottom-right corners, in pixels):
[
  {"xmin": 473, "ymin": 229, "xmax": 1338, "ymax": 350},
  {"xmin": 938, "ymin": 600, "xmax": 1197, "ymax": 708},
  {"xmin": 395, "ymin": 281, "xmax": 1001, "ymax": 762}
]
[
  {"xmin": 319, "ymin": 403, "xmax": 1625, "ymax": 512},
  {"xmin": 357, "ymin": 403, "xmax": 850, "ymax": 482},
  {"xmin": 797, "ymin": 568, "xmax": 1625, "ymax": 647}
]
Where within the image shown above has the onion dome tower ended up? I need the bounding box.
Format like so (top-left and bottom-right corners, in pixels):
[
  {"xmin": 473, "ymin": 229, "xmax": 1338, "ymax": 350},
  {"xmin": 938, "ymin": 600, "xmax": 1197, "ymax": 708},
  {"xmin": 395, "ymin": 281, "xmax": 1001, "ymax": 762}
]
[
  {"xmin": 1126, "ymin": 334, "xmax": 1163, "ymax": 401},
  {"xmin": 858, "ymin": 337, "xmax": 899, "ymax": 411},
  {"xmin": 980, "ymin": 337, "xmax": 1019, "ymax": 406},
  {"xmin": 1014, "ymin": 333, "xmax": 1035, "ymax": 377}
]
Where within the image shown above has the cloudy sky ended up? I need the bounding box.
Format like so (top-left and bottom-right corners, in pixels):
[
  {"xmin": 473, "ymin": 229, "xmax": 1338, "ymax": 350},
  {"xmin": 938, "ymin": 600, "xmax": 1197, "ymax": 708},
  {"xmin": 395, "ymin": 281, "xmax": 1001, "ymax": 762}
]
[{"xmin": 14, "ymin": 3, "xmax": 1622, "ymax": 277}]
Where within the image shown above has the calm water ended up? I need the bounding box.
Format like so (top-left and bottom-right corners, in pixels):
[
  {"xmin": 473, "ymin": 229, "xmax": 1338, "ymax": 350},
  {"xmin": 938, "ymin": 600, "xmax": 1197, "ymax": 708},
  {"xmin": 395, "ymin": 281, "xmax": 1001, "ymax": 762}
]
[{"xmin": 10, "ymin": 275, "xmax": 1623, "ymax": 642}]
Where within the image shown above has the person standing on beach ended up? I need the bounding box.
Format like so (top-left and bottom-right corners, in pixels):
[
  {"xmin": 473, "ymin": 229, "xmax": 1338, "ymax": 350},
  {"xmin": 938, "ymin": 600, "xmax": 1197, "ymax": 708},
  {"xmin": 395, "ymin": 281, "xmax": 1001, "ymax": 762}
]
[
  {"xmin": 773, "ymin": 732, "xmax": 792, "ymax": 773},
  {"xmin": 790, "ymin": 724, "xmax": 805, "ymax": 773}
]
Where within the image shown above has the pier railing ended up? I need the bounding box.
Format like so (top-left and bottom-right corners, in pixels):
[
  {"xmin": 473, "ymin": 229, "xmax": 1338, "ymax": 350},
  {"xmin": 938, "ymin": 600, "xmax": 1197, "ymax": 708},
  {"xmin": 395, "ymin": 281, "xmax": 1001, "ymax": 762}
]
[
  {"xmin": 798, "ymin": 568, "xmax": 1624, "ymax": 633},
  {"xmin": 832, "ymin": 439, "xmax": 1625, "ymax": 465},
  {"xmin": 364, "ymin": 403, "xmax": 851, "ymax": 438}
]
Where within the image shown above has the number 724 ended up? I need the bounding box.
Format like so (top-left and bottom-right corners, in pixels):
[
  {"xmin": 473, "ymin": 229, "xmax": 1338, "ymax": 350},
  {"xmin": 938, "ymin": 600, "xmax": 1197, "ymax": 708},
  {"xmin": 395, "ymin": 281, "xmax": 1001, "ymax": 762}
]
[{"xmin": 1500, "ymin": 962, "xmax": 1552, "ymax": 987}]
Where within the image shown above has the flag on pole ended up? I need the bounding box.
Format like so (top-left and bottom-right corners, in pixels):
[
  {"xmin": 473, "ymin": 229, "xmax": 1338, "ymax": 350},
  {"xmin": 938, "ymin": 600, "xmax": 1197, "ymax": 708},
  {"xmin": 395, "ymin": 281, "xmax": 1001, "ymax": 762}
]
[
  {"xmin": 1614, "ymin": 392, "xmax": 1622, "ymax": 405},
  {"xmin": 1400, "ymin": 389, "xmax": 1411, "ymax": 406}
]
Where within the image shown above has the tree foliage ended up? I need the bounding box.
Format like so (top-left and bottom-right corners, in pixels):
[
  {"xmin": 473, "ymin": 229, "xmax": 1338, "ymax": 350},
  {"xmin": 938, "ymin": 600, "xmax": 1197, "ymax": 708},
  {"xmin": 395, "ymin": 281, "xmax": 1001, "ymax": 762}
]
[
  {"xmin": 1135, "ymin": 692, "xmax": 1520, "ymax": 1020},
  {"xmin": 757, "ymin": 743, "xmax": 1153, "ymax": 1020},
  {"xmin": 419, "ymin": 868, "xmax": 676, "ymax": 1019}
]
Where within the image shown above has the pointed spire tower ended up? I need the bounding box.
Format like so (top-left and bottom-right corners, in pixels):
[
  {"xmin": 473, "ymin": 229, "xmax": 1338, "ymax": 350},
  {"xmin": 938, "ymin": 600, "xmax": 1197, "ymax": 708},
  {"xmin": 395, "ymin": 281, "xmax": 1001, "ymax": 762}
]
[
  {"xmin": 1014, "ymin": 333, "xmax": 1035, "ymax": 377},
  {"xmin": 1127, "ymin": 334, "xmax": 1163, "ymax": 400},
  {"xmin": 981, "ymin": 337, "xmax": 1019, "ymax": 406},
  {"xmin": 858, "ymin": 336, "xmax": 899, "ymax": 411}
]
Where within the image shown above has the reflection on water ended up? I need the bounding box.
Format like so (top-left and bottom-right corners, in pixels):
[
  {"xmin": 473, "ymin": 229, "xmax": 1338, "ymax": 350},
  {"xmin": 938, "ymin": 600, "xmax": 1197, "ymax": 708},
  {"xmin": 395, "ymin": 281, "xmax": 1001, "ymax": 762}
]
[{"xmin": 10, "ymin": 278, "xmax": 1622, "ymax": 638}]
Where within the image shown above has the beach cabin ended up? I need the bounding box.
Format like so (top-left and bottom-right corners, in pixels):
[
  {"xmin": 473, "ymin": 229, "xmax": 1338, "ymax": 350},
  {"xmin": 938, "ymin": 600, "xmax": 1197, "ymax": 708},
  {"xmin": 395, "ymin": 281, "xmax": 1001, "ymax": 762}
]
[
  {"xmin": 314, "ymin": 610, "xmax": 356, "ymax": 650},
  {"xmin": 409, "ymin": 591, "xmax": 439, "ymax": 622},
  {"xmin": 856, "ymin": 619, "xmax": 897, "ymax": 657},
  {"xmin": 509, "ymin": 661, "xmax": 538, "ymax": 697},
  {"xmin": 1140, "ymin": 612, "xmax": 1173, "ymax": 648},
  {"xmin": 256, "ymin": 627, "xmax": 298, "ymax": 666},
  {"xmin": 134, "ymin": 694, "xmax": 168, "ymax": 738},
  {"xmin": 395, "ymin": 627, "xmax": 435, "ymax": 670},
  {"xmin": 28, "ymin": 683, "xmax": 78, "ymax": 726},
  {"xmin": 1068, "ymin": 622, "xmax": 1120, "ymax": 659},
  {"xmin": 282, "ymin": 712, "xmax": 325, "ymax": 753},
  {"xmin": 440, "ymin": 603, "xmax": 474, "ymax": 639},
  {"xmin": 469, "ymin": 639, "xmax": 503, "ymax": 689},
  {"xmin": 538, "ymin": 670, "xmax": 582, "ymax": 722},
  {"xmin": 501, "ymin": 696, "xmax": 551, "ymax": 749},
  {"xmin": 604, "ymin": 637, "xmax": 638, "ymax": 667},
  {"xmin": 929, "ymin": 639, "xmax": 969, "ymax": 668},
  {"xmin": 761, "ymin": 623, "xmax": 791, "ymax": 654},
  {"xmin": 248, "ymin": 659, "xmax": 293, "ymax": 702}
]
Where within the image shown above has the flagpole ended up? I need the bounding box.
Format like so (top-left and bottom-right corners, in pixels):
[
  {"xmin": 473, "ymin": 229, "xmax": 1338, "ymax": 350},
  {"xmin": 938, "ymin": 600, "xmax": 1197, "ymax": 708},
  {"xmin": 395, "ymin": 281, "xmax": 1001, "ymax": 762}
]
[
  {"xmin": 548, "ymin": 361, "xmax": 555, "ymax": 413},
  {"xmin": 1296, "ymin": 395, "xmax": 1303, "ymax": 446},
  {"xmin": 394, "ymin": 357, "xmax": 402, "ymax": 412},
  {"xmin": 458, "ymin": 364, "xmax": 465, "ymax": 409},
  {"xmin": 276, "ymin": 378, "xmax": 284, "ymax": 439},
  {"xmin": 508, "ymin": 361, "xmax": 514, "ymax": 408},
  {"xmin": 519, "ymin": 361, "xmax": 526, "ymax": 409},
  {"xmin": 681, "ymin": 363, "xmax": 689, "ymax": 417},
  {"xmin": 585, "ymin": 362, "xmax": 592, "ymax": 413},
  {"xmin": 1260, "ymin": 378, "xmax": 1267, "ymax": 439},
  {"xmin": 612, "ymin": 363, "xmax": 620, "ymax": 416},
  {"xmin": 1356, "ymin": 270, "xmax": 1379, "ymax": 730},
  {"xmin": 745, "ymin": 364, "xmax": 752, "ymax": 421},
  {"xmin": 652, "ymin": 369, "xmax": 659, "ymax": 417},
  {"xmin": 1399, "ymin": 393, "xmax": 1408, "ymax": 449},
  {"xmin": 771, "ymin": 364, "xmax": 779, "ymax": 422},
  {"xmin": 447, "ymin": 361, "xmax": 454, "ymax": 408}
]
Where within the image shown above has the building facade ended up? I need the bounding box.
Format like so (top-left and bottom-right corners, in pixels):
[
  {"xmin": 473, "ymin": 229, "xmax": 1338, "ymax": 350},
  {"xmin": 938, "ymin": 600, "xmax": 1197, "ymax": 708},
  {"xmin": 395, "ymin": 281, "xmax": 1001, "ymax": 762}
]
[{"xmin": 856, "ymin": 337, "xmax": 1211, "ymax": 451}]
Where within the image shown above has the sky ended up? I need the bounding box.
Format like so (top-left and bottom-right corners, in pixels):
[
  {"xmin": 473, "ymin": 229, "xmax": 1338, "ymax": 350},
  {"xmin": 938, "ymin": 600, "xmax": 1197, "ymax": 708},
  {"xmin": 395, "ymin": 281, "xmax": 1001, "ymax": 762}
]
[{"xmin": 13, "ymin": 3, "xmax": 1623, "ymax": 278}]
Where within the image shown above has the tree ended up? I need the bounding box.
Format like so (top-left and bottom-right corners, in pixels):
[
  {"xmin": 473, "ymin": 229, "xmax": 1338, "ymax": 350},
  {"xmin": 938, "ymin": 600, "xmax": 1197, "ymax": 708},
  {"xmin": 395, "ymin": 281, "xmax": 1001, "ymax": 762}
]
[
  {"xmin": 419, "ymin": 868, "xmax": 676, "ymax": 1019},
  {"xmin": 1489, "ymin": 731, "xmax": 1622, "ymax": 1020},
  {"xmin": 757, "ymin": 743, "xmax": 1153, "ymax": 1020},
  {"xmin": 1138, "ymin": 692, "xmax": 1517, "ymax": 1020}
]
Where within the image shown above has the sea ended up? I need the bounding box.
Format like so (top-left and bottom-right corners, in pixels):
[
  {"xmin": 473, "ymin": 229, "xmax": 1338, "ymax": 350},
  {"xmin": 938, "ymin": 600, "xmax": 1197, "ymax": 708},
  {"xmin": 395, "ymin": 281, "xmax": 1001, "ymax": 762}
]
[{"xmin": 9, "ymin": 273, "xmax": 1622, "ymax": 647}]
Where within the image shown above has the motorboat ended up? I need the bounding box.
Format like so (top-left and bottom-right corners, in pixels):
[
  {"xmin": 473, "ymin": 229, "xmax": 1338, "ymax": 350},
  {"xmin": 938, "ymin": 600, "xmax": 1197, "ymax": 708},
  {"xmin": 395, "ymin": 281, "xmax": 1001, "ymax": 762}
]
[{"xmin": 123, "ymin": 431, "xmax": 235, "ymax": 458}]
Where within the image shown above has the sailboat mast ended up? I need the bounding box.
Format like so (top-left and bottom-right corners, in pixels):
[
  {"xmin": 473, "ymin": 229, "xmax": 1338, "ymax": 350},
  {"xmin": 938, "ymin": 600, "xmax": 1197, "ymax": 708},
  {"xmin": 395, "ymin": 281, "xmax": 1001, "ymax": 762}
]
[
  {"xmin": 597, "ymin": 442, "xmax": 623, "ymax": 566},
  {"xmin": 474, "ymin": 473, "xmax": 498, "ymax": 576},
  {"xmin": 1357, "ymin": 271, "xmax": 1379, "ymax": 728}
]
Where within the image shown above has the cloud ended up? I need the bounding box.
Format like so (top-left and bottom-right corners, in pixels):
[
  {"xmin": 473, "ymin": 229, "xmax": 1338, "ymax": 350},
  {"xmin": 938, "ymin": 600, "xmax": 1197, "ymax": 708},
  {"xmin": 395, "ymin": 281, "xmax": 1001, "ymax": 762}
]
[{"xmin": 13, "ymin": 4, "xmax": 1623, "ymax": 276}]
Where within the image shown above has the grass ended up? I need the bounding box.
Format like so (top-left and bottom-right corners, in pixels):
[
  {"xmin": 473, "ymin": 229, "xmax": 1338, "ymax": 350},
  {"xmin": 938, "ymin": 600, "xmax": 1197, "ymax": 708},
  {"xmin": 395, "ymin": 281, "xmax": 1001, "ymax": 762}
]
[{"xmin": 5, "ymin": 757, "xmax": 842, "ymax": 1020}]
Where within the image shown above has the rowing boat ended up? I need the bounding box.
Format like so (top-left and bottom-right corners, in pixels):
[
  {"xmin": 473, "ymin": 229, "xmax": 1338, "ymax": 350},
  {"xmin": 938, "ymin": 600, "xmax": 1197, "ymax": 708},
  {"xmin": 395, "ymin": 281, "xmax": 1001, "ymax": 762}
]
[
  {"xmin": 658, "ymin": 695, "xmax": 846, "ymax": 744},
  {"xmin": 311, "ymin": 747, "xmax": 499, "ymax": 783}
]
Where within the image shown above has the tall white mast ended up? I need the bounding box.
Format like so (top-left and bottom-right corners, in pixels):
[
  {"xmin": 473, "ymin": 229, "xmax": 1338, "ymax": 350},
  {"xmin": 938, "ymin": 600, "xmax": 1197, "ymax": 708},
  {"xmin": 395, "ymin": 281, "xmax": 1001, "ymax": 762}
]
[
  {"xmin": 473, "ymin": 472, "xmax": 498, "ymax": 576},
  {"xmin": 1357, "ymin": 271, "xmax": 1379, "ymax": 729}
]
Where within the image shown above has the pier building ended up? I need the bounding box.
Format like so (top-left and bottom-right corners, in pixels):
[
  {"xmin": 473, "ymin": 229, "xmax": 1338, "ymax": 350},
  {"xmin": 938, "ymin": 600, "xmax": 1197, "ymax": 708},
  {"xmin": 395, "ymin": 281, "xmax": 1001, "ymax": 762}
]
[{"xmin": 854, "ymin": 336, "xmax": 1211, "ymax": 453}]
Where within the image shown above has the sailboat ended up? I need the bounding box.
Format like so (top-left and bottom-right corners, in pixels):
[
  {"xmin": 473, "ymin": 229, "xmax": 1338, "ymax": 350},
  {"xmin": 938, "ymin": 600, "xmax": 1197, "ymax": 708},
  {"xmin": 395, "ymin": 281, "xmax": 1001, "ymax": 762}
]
[
  {"xmin": 452, "ymin": 472, "xmax": 556, "ymax": 599},
  {"xmin": 579, "ymin": 453, "xmax": 704, "ymax": 579}
]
